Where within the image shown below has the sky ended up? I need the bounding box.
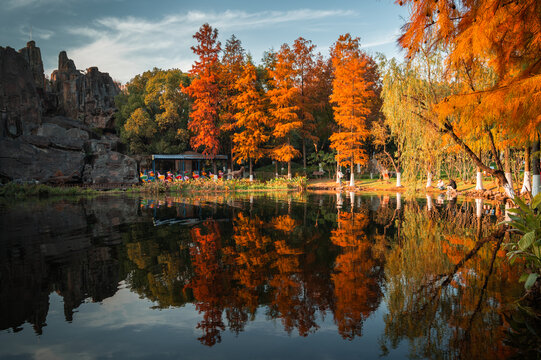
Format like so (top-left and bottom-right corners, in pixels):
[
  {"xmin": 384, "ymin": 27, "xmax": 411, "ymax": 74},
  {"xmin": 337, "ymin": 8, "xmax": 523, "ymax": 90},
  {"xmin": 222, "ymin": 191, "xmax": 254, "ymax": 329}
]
[{"xmin": 0, "ymin": 0, "xmax": 409, "ymax": 83}]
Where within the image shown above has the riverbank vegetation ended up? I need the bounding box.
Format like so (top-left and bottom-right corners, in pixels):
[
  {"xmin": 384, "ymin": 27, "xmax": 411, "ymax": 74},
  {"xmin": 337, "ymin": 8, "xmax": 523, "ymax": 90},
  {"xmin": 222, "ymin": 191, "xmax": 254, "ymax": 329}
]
[
  {"xmin": 131, "ymin": 177, "xmax": 307, "ymax": 194},
  {"xmin": 0, "ymin": 182, "xmax": 99, "ymax": 199},
  {"xmin": 0, "ymin": 177, "xmax": 307, "ymax": 198}
]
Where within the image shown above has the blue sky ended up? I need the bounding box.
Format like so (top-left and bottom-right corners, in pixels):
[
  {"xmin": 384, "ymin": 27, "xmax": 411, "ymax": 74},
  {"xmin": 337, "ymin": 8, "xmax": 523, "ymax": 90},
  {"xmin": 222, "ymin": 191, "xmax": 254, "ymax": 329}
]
[{"xmin": 0, "ymin": 0, "xmax": 409, "ymax": 83}]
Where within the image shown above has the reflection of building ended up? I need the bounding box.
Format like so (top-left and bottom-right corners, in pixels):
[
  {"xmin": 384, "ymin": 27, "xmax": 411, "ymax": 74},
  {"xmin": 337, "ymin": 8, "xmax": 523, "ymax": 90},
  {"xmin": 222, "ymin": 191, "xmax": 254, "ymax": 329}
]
[{"xmin": 150, "ymin": 152, "xmax": 228, "ymax": 175}]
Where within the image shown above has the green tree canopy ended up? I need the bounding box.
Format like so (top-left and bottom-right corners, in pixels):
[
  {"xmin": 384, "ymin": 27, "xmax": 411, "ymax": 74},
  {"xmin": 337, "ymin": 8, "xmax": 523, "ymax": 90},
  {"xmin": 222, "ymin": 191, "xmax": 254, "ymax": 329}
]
[{"xmin": 115, "ymin": 68, "xmax": 191, "ymax": 155}]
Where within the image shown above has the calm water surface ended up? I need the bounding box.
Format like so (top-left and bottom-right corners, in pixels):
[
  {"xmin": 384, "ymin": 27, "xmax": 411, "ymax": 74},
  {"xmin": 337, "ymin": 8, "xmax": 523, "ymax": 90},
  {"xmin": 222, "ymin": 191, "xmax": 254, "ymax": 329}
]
[{"xmin": 0, "ymin": 192, "xmax": 529, "ymax": 359}]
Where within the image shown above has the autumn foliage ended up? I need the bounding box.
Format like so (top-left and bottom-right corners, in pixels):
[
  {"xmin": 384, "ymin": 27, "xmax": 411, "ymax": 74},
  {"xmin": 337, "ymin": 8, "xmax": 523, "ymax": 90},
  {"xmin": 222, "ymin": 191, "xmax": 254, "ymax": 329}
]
[
  {"xmin": 267, "ymin": 44, "xmax": 302, "ymax": 178},
  {"xmin": 231, "ymin": 61, "xmax": 269, "ymax": 176},
  {"xmin": 329, "ymin": 34, "xmax": 376, "ymax": 171},
  {"xmin": 395, "ymin": 0, "xmax": 541, "ymax": 190},
  {"xmin": 113, "ymin": 8, "xmax": 539, "ymax": 195},
  {"xmin": 182, "ymin": 24, "xmax": 221, "ymax": 156}
]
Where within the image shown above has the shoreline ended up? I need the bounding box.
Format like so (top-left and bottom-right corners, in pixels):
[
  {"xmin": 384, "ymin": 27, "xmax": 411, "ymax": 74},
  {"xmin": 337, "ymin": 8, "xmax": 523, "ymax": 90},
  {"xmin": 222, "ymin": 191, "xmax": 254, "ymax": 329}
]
[
  {"xmin": 0, "ymin": 178, "xmax": 517, "ymax": 203},
  {"xmin": 307, "ymin": 178, "xmax": 515, "ymax": 202}
]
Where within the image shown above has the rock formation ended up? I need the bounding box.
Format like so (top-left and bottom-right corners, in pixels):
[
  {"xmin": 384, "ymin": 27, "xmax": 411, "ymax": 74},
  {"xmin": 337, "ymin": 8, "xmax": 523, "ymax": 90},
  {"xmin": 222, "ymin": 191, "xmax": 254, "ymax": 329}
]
[
  {"xmin": 0, "ymin": 46, "xmax": 42, "ymax": 136},
  {"xmin": 18, "ymin": 41, "xmax": 46, "ymax": 94},
  {"xmin": 0, "ymin": 41, "xmax": 137, "ymax": 184},
  {"xmin": 50, "ymin": 51, "xmax": 119, "ymax": 129}
]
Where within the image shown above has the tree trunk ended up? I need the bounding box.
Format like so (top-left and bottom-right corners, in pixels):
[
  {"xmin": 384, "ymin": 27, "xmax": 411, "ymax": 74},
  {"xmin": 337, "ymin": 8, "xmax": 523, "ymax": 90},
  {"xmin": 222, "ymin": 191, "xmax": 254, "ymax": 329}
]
[
  {"xmin": 350, "ymin": 158, "xmax": 355, "ymax": 187},
  {"xmin": 475, "ymin": 151, "xmax": 484, "ymax": 191},
  {"xmin": 230, "ymin": 141, "xmax": 234, "ymax": 174},
  {"xmin": 504, "ymin": 146, "xmax": 513, "ymax": 191},
  {"xmin": 302, "ymin": 139, "xmax": 307, "ymax": 170},
  {"xmin": 396, "ymin": 172, "xmax": 402, "ymax": 187},
  {"xmin": 532, "ymin": 140, "xmax": 540, "ymax": 197},
  {"xmin": 288, "ymin": 161, "xmax": 292, "ymax": 180},
  {"xmin": 521, "ymin": 145, "xmax": 532, "ymax": 194},
  {"xmin": 249, "ymin": 158, "xmax": 253, "ymax": 182},
  {"xmin": 475, "ymin": 198, "xmax": 483, "ymax": 219},
  {"xmin": 275, "ymin": 161, "xmax": 278, "ymax": 178},
  {"xmin": 475, "ymin": 168, "xmax": 484, "ymax": 190},
  {"xmin": 426, "ymin": 194, "xmax": 433, "ymax": 211},
  {"xmin": 336, "ymin": 160, "xmax": 341, "ymax": 184},
  {"xmin": 426, "ymin": 170, "xmax": 432, "ymax": 188},
  {"xmin": 411, "ymin": 112, "xmax": 512, "ymax": 193}
]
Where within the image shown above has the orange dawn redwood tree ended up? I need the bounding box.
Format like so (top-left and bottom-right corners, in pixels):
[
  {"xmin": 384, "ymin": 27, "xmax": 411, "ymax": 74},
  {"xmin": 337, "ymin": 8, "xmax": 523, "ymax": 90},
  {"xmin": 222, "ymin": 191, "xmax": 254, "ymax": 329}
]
[
  {"xmin": 182, "ymin": 23, "xmax": 221, "ymax": 157},
  {"xmin": 219, "ymin": 35, "xmax": 246, "ymax": 170},
  {"xmin": 232, "ymin": 60, "xmax": 270, "ymax": 180},
  {"xmin": 396, "ymin": 0, "xmax": 541, "ymax": 196},
  {"xmin": 268, "ymin": 44, "xmax": 302, "ymax": 179},
  {"xmin": 330, "ymin": 34, "xmax": 376, "ymax": 187},
  {"xmin": 292, "ymin": 37, "xmax": 318, "ymax": 170}
]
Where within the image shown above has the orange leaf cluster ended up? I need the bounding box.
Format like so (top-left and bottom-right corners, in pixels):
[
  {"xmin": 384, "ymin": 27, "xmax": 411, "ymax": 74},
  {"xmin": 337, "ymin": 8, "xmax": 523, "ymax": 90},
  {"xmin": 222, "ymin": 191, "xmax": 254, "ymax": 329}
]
[
  {"xmin": 182, "ymin": 24, "xmax": 221, "ymax": 156},
  {"xmin": 329, "ymin": 34, "xmax": 377, "ymax": 167},
  {"xmin": 231, "ymin": 61, "xmax": 269, "ymax": 165},
  {"xmin": 398, "ymin": 0, "xmax": 541, "ymax": 143}
]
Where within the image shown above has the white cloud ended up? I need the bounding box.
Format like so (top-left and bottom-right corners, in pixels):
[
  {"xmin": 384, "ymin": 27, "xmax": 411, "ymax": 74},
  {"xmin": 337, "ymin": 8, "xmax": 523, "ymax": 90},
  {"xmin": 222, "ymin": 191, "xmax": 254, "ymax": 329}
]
[
  {"xmin": 5, "ymin": 0, "xmax": 70, "ymax": 10},
  {"xmin": 18, "ymin": 25, "xmax": 55, "ymax": 41},
  {"xmin": 360, "ymin": 29, "xmax": 401, "ymax": 49},
  {"xmin": 61, "ymin": 9, "xmax": 357, "ymax": 83}
]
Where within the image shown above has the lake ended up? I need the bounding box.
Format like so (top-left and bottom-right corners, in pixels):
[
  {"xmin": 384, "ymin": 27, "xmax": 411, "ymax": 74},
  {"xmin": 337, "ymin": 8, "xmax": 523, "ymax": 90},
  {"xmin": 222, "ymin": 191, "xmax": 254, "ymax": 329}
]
[{"xmin": 0, "ymin": 192, "xmax": 530, "ymax": 359}]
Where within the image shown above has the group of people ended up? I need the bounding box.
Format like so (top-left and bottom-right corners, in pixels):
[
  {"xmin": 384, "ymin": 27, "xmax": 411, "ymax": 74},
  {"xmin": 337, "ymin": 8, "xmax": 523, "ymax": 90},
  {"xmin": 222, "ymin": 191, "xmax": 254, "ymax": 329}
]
[
  {"xmin": 139, "ymin": 170, "xmax": 224, "ymax": 183},
  {"xmin": 436, "ymin": 178, "xmax": 457, "ymax": 191}
]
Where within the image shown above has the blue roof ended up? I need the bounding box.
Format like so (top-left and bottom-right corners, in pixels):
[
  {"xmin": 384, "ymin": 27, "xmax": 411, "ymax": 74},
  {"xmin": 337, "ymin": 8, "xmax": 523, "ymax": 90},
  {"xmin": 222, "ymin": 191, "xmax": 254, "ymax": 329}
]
[{"xmin": 152, "ymin": 154, "xmax": 228, "ymax": 160}]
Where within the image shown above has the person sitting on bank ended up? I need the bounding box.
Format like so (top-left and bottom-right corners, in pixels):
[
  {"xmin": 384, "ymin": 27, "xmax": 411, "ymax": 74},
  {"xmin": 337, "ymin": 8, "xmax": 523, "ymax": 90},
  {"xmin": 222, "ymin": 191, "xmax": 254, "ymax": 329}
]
[
  {"xmin": 447, "ymin": 179, "xmax": 457, "ymax": 191},
  {"xmin": 436, "ymin": 179, "xmax": 445, "ymax": 190}
]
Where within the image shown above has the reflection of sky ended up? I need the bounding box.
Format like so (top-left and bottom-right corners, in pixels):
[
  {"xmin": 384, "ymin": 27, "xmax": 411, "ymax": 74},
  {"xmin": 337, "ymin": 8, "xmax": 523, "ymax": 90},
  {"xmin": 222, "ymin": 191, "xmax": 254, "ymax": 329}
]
[{"xmin": 0, "ymin": 284, "xmax": 409, "ymax": 359}]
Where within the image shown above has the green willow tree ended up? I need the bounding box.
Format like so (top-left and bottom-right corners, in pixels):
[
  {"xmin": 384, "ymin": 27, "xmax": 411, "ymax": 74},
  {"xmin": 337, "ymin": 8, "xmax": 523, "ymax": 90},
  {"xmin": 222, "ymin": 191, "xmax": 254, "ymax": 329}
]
[{"xmin": 380, "ymin": 52, "xmax": 451, "ymax": 189}]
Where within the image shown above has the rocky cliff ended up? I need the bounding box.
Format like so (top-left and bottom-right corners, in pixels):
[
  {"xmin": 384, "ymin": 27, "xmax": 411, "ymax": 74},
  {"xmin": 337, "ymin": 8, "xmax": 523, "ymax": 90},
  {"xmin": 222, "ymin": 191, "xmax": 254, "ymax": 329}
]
[
  {"xmin": 0, "ymin": 45, "xmax": 42, "ymax": 136},
  {"xmin": 50, "ymin": 51, "xmax": 119, "ymax": 128},
  {"xmin": 0, "ymin": 42, "xmax": 137, "ymax": 184}
]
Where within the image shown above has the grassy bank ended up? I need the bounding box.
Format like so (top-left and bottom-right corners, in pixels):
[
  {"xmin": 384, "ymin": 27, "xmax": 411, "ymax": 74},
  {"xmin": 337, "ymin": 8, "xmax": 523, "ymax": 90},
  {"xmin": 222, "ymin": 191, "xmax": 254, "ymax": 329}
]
[
  {"xmin": 0, "ymin": 177, "xmax": 307, "ymax": 198},
  {"xmin": 0, "ymin": 182, "xmax": 100, "ymax": 199},
  {"xmin": 130, "ymin": 177, "xmax": 307, "ymax": 194},
  {"xmin": 308, "ymin": 177, "xmax": 505, "ymax": 193}
]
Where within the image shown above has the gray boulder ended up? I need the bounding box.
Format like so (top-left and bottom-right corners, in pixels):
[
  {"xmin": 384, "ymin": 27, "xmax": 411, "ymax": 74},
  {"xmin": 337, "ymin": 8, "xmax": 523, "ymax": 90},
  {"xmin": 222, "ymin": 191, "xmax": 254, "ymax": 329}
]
[
  {"xmin": 36, "ymin": 123, "xmax": 66, "ymax": 138},
  {"xmin": 83, "ymin": 151, "xmax": 138, "ymax": 184},
  {"xmin": 0, "ymin": 137, "xmax": 85, "ymax": 183},
  {"xmin": 66, "ymin": 128, "xmax": 89, "ymax": 141}
]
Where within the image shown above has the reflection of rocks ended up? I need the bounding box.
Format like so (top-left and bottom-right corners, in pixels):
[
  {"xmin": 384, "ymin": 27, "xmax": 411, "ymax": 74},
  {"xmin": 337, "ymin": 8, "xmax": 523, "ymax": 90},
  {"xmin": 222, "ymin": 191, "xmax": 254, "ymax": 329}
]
[
  {"xmin": 82, "ymin": 196, "xmax": 141, "ymax": 238},
  {"xmin": 0, "ymin": 197, "xmax": 145, "ymax": 334},
  {"xmin": 0, "ymin": 41, "xmax": 136, "ymax": 184}
]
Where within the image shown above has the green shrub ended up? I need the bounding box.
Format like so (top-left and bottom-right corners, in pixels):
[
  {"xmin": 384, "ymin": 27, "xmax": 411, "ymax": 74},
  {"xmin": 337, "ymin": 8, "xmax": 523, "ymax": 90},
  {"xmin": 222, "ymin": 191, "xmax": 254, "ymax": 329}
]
[
  {"xmin": 134, "ymin": 176, "xmax": 307, "ymax": 193},
  {"xmin": 505, "ymin": 194, "xmax": 541, "ymax": 290}
]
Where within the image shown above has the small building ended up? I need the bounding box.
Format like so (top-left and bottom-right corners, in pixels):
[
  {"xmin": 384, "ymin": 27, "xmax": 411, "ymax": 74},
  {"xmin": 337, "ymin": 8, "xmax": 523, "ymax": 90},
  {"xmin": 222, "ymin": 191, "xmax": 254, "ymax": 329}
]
[{"xmin": 150, "ymin": 151, "xmax": 228, "ymax": 175}]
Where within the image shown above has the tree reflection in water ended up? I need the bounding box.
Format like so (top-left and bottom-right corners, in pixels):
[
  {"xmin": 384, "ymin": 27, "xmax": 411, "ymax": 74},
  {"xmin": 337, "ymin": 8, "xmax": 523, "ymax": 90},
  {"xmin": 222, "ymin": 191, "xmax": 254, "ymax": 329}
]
[
  {"xmin": 331, "ymin": 209, "xmax": 384, "ymax": 339},
  {"xmin": 0, "ymin": 193, "xmax": 528, "ymax": 358},
  {"xmin": 381, "ymin": 199, "xmax": 522, "ymax": 359},
  {"xmin": 126, "ymin": 193, "xmax": 525, "ymax": 354}
]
